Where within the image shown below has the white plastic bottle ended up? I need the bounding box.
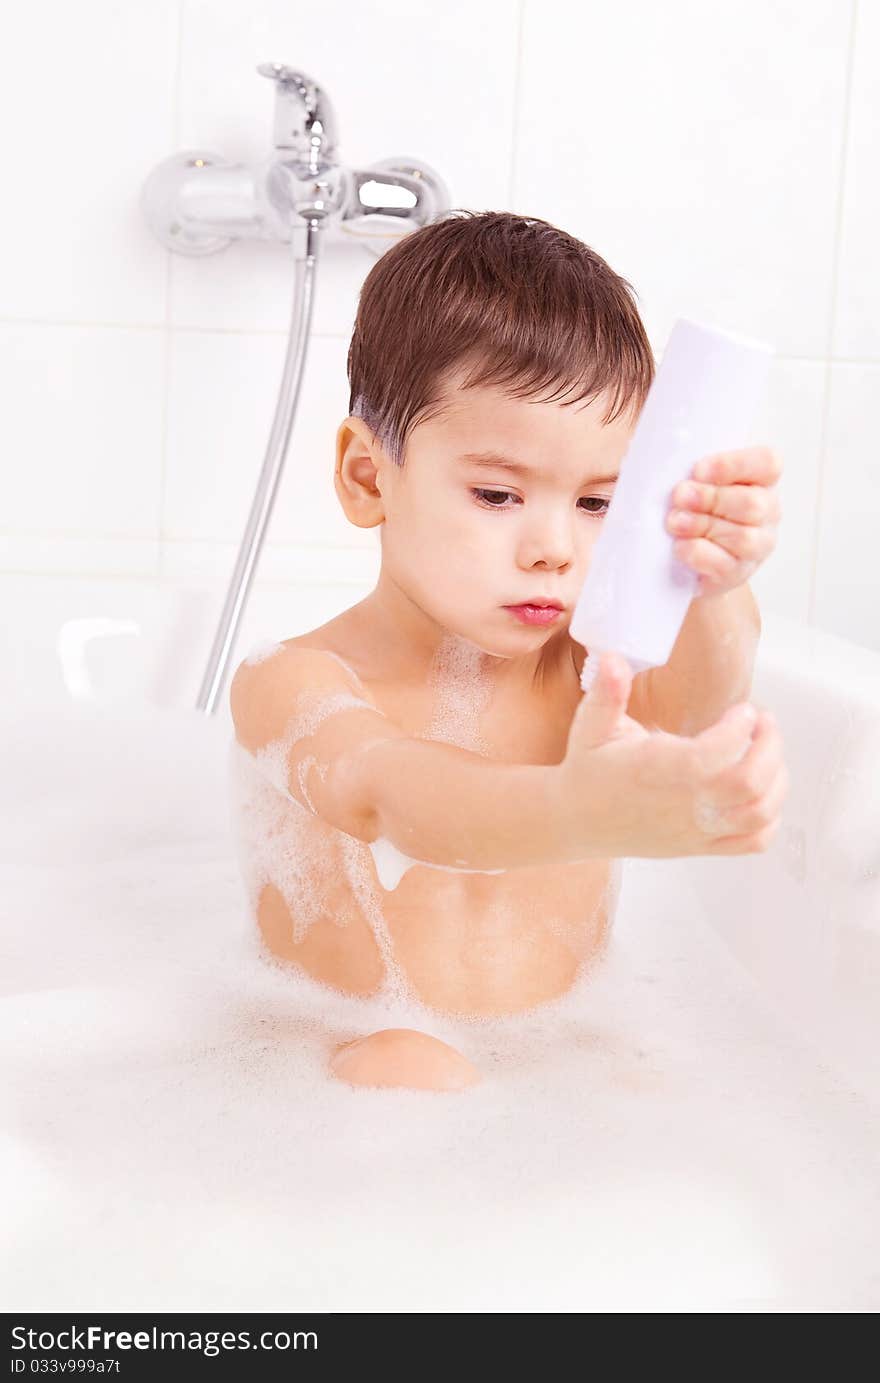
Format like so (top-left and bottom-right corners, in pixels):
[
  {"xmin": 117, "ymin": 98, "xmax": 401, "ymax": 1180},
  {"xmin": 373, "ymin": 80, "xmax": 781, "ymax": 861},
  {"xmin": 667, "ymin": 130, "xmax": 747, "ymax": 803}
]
[{"xmin": 570, "ymin": 316, "xmax": 774, "ymax": 691}]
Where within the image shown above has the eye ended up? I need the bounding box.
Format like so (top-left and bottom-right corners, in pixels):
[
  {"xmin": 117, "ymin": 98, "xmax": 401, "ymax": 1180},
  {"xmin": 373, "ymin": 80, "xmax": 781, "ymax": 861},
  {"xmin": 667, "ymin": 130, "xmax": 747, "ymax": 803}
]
[
  {"xmin": 471, "ymin": 488, "xmax": 518, "ymax": 508},
  {"xmin": 470, "ymin": 489, "xmax": 610, "ymax": 516}
]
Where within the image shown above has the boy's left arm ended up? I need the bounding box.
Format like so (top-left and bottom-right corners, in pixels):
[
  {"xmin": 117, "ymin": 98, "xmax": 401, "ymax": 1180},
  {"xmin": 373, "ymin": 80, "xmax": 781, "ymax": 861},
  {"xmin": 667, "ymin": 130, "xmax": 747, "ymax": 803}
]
[{"xmin": 640, "ymin": 445, "xmax": 783, "ymax": 736}]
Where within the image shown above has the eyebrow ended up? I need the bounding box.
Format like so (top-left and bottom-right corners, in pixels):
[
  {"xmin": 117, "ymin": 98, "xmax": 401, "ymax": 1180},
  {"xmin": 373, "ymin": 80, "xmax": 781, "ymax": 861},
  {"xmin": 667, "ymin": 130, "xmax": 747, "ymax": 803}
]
[{"xmin": 457, "ymin": 451, "xmax": 620, "ymax": 486}]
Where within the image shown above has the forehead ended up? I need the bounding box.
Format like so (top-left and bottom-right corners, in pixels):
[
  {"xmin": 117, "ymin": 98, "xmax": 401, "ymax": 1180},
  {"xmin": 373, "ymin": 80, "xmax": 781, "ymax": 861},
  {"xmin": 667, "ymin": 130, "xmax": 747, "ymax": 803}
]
[{"xmin": 421, "ymin": 377, "xmax": 636, "ymax": 469}]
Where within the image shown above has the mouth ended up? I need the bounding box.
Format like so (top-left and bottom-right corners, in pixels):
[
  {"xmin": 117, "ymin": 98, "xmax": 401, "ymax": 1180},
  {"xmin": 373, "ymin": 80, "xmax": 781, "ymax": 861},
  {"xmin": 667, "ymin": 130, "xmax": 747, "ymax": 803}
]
[
  {"xmin": 503, "ymin": 601, "xmax": 565, "ymax": 626},
  {"xmin": 504, "ymin": 600, "xmax": 564, "ymax": 611}
]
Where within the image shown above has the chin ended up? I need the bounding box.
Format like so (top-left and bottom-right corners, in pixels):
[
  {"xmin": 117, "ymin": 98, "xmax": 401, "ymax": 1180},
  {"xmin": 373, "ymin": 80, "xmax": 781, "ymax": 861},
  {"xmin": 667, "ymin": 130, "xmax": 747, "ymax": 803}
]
[
  {"xmin": 437, "ymin": 621, "xmax": 513, "ymax": 661},
  {"xmin": 477, "ymin": 630, "xmax": 555, "ymax": 662}
]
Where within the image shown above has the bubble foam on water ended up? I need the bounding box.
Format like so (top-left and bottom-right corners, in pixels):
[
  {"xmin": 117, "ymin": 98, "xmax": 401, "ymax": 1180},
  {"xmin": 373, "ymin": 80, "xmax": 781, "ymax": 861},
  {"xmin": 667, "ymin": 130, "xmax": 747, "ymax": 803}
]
[{"xmin": 3, "ymin": 700, "xmax": 879, "ymax": 1311}]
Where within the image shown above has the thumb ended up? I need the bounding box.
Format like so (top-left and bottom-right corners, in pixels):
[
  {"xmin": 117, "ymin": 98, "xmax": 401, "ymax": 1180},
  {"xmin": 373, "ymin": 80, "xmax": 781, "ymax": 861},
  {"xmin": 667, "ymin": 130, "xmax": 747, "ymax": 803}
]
[
  {"xmin": 692, "ymin": 701, "xmax": 759, "ymax": 774},
  {"xmin": 573, "ymin": 650, "xmax": 634, "ymax": 747}
]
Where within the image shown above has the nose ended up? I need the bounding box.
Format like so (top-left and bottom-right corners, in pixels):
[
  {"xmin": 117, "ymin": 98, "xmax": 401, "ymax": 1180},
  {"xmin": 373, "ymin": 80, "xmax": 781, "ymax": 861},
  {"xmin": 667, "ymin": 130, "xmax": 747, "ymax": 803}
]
[{"xmin": 517, "ymin": 509, "xmax": 576, "ymax": 572}]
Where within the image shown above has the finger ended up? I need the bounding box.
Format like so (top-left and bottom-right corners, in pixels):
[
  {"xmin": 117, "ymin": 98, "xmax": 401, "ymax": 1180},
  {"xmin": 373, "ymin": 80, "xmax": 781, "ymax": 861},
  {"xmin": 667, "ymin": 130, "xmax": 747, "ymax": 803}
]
[
  {"xmin": 718, "ymin": 762, "xmax": 790, "ymax": 835},
  {"xmin": 736, "ymin": 716, "xmax": 786, "ymax": 798},
  {"xmin": 668, "ymin": 517, "xmax": 775, "ymax": 564},
  {"xmin": 708, "ymin": 817, "xmax": 783, "ymax": 855},
  {"xmin": 691, "ymin": 447, "xmax": 784, "ymax": 487},
  {"xmin": 712, "ymin": 711, "xmax": 785, "ymax": 809},
  {"xmin": 719, "ymin": 708, "xmax": 781, "ymax": 786},
  {"xmin": 691, "ymin": 706, "xmax": 777, "ymax": 810},
  {"xmin": 691, "ymin": 701, "xmax": 759, "ymax": 777},
  {"xmin": 760, "ymin": 764, "xmax": 791, "ymax": 817},
  {"xmin": 670, "ymin": 479, "xmax": 780, "ymax": 526},
  {"xmin": 672, "ymin": 537, "xmax": 761, "ymax": 584}
]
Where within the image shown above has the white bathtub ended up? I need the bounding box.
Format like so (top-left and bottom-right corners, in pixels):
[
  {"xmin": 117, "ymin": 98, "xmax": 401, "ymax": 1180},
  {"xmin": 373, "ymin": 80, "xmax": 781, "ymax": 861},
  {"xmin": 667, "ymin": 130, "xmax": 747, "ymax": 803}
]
[{"xmin": 2, "ymin": 572, "xmax": 879, "ymax": 1313}]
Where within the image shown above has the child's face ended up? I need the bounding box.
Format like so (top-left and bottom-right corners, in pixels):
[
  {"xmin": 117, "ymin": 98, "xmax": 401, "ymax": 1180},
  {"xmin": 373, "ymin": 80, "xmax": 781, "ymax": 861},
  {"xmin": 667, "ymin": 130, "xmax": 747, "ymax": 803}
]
[{"xmin": 376, "ymin": 373, "xmax": 637, "ymax": 662}]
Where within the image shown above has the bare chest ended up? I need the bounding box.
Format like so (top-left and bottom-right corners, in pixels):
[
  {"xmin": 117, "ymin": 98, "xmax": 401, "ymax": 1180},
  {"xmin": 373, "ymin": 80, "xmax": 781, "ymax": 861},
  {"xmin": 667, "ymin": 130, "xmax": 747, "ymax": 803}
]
[{"xmin": 257, "ymin": 634, "xmax": 611, "ymax": 1013}]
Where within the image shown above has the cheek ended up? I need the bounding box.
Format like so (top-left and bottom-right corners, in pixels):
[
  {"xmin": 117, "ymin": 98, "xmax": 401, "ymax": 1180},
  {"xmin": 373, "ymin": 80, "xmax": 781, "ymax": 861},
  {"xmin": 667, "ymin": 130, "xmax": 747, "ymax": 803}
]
[
  {"xmin": 403, "ymin": 490, "xmax": 521, "ymax": 592},
  {"xmin": 448, "ymin": 513, "xmax": 508, "ymax": 579},
  {"xmin": 418, "ymin": 498, "xmax": 500, "ymax": 565}
]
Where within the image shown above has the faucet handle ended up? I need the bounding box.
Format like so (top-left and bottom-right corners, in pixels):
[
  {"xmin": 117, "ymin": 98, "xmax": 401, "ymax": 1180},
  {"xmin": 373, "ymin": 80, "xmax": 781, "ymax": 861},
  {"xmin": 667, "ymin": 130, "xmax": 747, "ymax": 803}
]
[
  {"xmin": 256, "ymin": 62, "xmax": 339, "ymax": 170},
  {"xmin": 257, "ymin": 61, "xmax": 303, "ymax": 84}
]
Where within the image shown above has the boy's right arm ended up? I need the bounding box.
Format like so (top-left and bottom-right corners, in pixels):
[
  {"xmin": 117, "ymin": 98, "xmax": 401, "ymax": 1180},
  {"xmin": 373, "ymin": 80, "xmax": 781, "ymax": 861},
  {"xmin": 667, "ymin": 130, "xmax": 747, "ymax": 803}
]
[
  {"xmin": 230, "ymin": 646, "xmax": 788, "ymax": 870},
  {"xmin": 229, "ymin": 647, "xmax": 563, "ymax": 869}
]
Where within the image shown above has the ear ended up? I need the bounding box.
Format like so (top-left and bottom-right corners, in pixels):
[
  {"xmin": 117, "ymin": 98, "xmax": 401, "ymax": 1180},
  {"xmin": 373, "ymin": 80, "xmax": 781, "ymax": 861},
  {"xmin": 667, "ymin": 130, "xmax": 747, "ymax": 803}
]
[{"xmin": 334, "ymin": 417, "xmax": 389, "ymax": 529}]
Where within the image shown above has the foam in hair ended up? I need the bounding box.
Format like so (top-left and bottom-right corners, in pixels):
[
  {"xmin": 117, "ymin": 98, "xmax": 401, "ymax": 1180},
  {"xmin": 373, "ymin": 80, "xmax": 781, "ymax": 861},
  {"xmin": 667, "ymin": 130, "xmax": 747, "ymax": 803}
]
[{"xmin": 351, "ymin": 393, "xmax": 404, "ymax": 466}]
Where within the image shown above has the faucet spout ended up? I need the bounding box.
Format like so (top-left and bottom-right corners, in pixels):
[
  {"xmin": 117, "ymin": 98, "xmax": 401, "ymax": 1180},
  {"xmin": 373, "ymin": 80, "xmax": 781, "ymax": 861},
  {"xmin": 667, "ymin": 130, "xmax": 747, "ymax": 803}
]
[{"xmin": 256, "ymin": 63, "xmax": 339, "ymax": 174}]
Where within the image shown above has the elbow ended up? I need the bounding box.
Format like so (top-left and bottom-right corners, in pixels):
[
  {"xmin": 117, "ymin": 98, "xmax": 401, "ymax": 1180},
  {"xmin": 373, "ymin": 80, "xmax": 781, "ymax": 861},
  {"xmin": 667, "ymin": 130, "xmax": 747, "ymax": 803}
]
[{"xmin": 323, "ymin": 749, "xmax": 382, "ymax": 845}]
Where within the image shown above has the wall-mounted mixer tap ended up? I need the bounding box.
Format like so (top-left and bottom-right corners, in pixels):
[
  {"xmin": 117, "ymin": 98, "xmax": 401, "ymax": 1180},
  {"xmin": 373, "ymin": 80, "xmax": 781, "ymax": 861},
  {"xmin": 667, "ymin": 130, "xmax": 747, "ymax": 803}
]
[{"xmin": 142, "ymin": 62, "xmax": 450, "ymax": 261}]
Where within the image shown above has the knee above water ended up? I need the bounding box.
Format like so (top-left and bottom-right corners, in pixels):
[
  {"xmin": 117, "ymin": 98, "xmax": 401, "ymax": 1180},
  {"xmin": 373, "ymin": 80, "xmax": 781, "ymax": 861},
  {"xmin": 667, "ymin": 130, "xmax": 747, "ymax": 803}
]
[{"xmin": 328, "ymin": 1027, "xmax": 480, "ymax": 1092}]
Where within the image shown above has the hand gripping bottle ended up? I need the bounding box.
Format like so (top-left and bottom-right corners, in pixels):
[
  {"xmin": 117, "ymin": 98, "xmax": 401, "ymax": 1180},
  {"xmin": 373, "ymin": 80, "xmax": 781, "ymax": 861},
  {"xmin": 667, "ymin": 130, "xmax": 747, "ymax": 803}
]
[{"xmin": 570, "ymin": 317, "xmax": 774, "ymax": 692}]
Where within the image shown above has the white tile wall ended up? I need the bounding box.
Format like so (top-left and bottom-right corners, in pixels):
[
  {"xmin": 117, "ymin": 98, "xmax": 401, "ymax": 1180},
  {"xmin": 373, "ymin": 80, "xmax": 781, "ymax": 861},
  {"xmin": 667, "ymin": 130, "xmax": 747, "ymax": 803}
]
[
  {"xmin": 815, "ymin": 363, "xmax": 880, "ymax": 649},
  {"xmin": 0, "ymin": 323, "xmax": 166, "ymax": 540},
  {"xmin": 1, "ymin": 0, "xmax": 877, "ymax": 653},
  {"xmin": 833, "ymin": 0, "xmax": 880, "ymax": 358},
  {"xmin": 0, "ymin": 2, "xmax": 178, "ymax": 326}
]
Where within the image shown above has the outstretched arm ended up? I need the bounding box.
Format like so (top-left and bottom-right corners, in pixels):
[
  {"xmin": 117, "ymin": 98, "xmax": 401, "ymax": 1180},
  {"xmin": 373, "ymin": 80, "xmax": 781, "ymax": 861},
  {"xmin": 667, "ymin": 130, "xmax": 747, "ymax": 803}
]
[{"xmin": 230, "ymin": 646, "xmax": 564, "ymax": 870}]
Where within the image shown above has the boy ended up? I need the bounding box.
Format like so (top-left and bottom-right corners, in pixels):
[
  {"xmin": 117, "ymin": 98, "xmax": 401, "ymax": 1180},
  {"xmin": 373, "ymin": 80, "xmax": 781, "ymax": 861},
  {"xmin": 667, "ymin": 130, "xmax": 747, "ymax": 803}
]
[{"xmin": 230, "ymin": 211, "xmax": 787, "ymax": 1092}]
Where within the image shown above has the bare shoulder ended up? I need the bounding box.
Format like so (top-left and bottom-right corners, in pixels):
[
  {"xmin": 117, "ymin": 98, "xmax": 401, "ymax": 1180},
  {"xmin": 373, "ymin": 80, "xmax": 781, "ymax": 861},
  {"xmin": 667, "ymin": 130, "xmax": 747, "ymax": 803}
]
[{"xmin": 229, "ymin": 637, "xmax": 376, "ymax": 755}]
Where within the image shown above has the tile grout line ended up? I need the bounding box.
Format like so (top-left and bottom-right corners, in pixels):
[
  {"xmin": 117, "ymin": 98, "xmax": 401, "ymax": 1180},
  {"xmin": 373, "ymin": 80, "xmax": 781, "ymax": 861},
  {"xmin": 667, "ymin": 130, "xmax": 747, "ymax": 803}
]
[
  {"xmin": 157, "ymin": 0, "xmax": 187, "ymax": 579},
  {"xmin": 507, "ymin": 0, "xmax": 526, "ymax": 208},
  {"xmin": 0, "ymin": 315, "xmax": 877, "ymax": 367},
  {"xmin": 808, "ymin": 0, "xmax": 860, "ymax": 628},
  {"xmin": 0, "ymin": 319, "xmax": 353, "ymax": 336}
]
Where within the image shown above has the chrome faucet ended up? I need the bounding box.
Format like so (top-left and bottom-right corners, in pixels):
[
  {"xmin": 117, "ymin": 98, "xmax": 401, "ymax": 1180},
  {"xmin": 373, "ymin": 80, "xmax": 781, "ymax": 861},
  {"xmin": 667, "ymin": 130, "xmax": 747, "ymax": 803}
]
[
  {"xmin": 142, "ymin": 62, "xmax": 450, "ymax": 261},
  {"xmin": 260, "ymin": 63, "xmax": 340, "ymax": 168},
  {"xmin": 141, "ymin": 64, "xmax": 452, "ymax": 714}
]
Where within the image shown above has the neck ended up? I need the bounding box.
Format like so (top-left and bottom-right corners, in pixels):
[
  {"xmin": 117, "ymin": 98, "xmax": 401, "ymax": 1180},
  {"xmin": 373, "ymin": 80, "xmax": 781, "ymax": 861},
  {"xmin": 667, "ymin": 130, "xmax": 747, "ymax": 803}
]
[{"xmin": 358, "ymin": 568, "xmax": 573, "ymax": 693}]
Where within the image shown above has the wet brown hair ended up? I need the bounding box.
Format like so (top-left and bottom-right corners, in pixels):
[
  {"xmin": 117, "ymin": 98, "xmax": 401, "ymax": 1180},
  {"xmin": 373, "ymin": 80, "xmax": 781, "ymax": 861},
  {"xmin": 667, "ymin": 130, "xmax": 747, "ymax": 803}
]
[{"xmin": 346, "ymin": 209, "xmax": 655, "ymax": 466}]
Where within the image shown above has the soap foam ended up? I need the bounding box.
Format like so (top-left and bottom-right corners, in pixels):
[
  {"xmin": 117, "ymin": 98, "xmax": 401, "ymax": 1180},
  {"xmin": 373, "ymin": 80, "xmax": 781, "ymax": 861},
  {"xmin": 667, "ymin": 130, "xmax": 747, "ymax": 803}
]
[
  {"xmin": 424, "ymin": 633, "xmax": 494, "ymax": 756},
  {"xmin": 243, "ymin": 638, "xmax": 285, "ymax": 666},
  {"xmin": 580, "ymin": 651, "xmax": 601, "ymax": 697},
  {"xmin": 229, "ymin": 739, "xmax": 413, "ymax": 1004},
  {"xmin": 3, "ymin": 691, "xmax": 880, "ymax": 1311},
  {"xmin": 693, "ymin": 797, "xmax": 730, "ymax": 836},
  {"xmin": 229, "ymin": 632, "xmax": 520, "ymax": 1005},
  {"xmin": 367, "ymin": 834, "xmax": 507, "ymax": 891}
]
